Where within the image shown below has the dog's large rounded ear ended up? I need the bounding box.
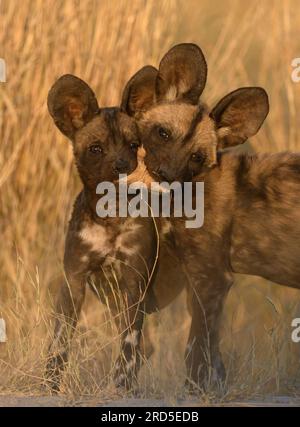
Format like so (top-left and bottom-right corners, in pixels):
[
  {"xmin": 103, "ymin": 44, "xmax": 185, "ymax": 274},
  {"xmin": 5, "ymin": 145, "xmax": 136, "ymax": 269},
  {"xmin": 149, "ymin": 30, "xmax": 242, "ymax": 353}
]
[
  {"xmin": 211, "ymin": 87, "xmax": 269, "ymax": 149},
  {"xmin": 47, "ymin": 74, "xmax": 99, "ymax": 139},
  {"xmin": 121, "ymin": 66, "xmax": 158, "ymax": 116},
  {"xmin": 156, "ymin": 43, "xmax": 207, "ymax": 105}
]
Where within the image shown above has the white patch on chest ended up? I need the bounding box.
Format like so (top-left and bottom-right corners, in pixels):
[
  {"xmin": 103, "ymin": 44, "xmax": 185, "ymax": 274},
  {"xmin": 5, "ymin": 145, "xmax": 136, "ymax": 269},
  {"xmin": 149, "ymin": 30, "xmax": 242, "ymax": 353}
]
[
  {"xmin": 79, "ymin": 223, "xmax": 112, "ymax": 256},
  {"xmin": 78, "ymin": 218, "xmax": 143, "ymax": 279}
]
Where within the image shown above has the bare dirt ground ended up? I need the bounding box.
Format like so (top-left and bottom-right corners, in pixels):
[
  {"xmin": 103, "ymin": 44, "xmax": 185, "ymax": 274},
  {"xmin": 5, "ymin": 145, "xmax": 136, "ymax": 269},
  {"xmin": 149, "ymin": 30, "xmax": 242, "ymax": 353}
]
[{"xmin": 0, "ymin": 395, "xmax": 300, "ymax": 407}]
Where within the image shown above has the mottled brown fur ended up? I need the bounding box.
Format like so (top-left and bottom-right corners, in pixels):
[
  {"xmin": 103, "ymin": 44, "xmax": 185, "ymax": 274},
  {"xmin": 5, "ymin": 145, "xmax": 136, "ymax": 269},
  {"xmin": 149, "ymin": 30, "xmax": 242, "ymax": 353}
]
[
  {"xmin": 123, "ymin": 44, "xmax": 293, "ymax": 389},
  {"xmin": 46, "ymin": 74, "xmax": 186, "ymax": 392}
]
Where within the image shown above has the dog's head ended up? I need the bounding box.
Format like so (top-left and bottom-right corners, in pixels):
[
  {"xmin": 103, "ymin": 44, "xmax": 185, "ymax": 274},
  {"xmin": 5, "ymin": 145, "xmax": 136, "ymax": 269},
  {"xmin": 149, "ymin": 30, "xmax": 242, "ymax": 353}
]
[
  {"xmin": 48, "ymin": 75, "xmax": 139, "ymax": 188},
  {"xmin": 122, "ymin": 43, "xmax": 269, "ymax": 183}
]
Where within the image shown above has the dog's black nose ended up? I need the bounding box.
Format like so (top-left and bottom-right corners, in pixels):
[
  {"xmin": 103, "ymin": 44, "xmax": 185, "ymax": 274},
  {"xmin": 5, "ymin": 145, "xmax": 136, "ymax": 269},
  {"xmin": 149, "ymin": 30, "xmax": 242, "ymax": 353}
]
[{"xmin": 115, "ymin": 158, "xmax": 129, "ymax": 173}]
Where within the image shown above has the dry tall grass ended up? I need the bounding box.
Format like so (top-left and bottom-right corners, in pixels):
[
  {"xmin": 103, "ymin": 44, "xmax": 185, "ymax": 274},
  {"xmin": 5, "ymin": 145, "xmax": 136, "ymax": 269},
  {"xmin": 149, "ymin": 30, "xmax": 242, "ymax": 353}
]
[{"xmin": 1, "ymin": 0, "xmax": 300, "ymax": 402}]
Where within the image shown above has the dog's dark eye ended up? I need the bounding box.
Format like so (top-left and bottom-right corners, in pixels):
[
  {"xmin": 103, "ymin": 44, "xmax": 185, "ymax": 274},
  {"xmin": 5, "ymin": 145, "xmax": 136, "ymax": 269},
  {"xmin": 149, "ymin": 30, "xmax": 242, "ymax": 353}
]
[
  {"xmin": 130, "ymin": 142, "xmax": 139, "ymax": 151},
  {"xmin": 191, "ymin": 152, "xmax": 205, "ymax": 163},
  {"xmin": 89, "ymin": 144, "xmax": 102, "ymax": 154},
  {"xmin": 158, "ymin": 127, "xmax": 170, "ymax": 141}
]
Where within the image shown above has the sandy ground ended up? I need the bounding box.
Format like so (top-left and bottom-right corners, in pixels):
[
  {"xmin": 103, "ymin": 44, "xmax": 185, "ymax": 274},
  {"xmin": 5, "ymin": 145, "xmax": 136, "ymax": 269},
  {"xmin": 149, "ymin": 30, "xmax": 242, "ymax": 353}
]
[{"xmin": 0, "ymin": 395, "xmax": 300, "ymax": 407}]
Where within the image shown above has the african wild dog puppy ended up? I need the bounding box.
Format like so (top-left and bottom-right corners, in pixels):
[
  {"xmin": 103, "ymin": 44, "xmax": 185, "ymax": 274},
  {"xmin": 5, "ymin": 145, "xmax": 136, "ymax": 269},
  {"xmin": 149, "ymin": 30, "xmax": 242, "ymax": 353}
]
[
  {"xmin": 46, "ymin": 74, "xmax": 186, "ymax": 391},
  {"xmin": 121, "ymin": 44, "xmax": 295, "ymax": 390}
]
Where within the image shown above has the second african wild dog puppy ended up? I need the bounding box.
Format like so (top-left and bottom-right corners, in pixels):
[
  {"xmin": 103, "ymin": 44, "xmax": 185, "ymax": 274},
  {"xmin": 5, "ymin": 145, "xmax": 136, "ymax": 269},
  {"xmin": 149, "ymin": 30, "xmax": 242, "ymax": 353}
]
[
  {"xmin": 46, "ymin": 74, "xmax": 186, "ymax": 391},
  {"xmin": 120, "ymin": 43, "xmax": 300, "ymax": 390}
]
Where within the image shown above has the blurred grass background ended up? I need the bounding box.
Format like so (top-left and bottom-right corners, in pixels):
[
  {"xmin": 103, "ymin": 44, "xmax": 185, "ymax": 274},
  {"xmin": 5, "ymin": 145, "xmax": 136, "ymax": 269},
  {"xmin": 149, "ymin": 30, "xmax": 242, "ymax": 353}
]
[{"xmin": 1, "ymin": 0, "xmax": 300, "ymax": 400}]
